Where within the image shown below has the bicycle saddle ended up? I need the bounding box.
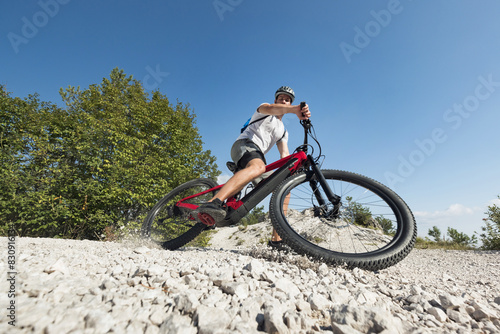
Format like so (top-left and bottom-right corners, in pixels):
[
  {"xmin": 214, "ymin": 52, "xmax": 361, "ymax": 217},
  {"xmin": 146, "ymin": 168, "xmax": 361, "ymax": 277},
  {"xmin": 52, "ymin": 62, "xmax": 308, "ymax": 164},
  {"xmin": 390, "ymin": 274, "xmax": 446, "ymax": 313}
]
[{"xmin": 226, "ymin": 161, "xmax": 238, "ymax": 174}]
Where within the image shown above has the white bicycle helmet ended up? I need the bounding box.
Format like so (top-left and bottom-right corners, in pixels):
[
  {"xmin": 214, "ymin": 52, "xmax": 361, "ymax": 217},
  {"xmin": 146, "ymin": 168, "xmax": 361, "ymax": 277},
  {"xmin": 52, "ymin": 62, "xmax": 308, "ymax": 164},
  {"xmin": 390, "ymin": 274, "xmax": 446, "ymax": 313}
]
[{"xmin": 275, "ymin": 86, "xmax": 295, "ymax": 103}]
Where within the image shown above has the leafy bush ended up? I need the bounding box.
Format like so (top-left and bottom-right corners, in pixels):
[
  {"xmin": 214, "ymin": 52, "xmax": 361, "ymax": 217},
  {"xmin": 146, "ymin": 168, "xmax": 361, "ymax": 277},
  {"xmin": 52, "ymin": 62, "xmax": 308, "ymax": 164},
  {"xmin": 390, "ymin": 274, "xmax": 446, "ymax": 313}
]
[{"xmin": 418, "ymin": 226, "xmax": 477, "ymax": 250}]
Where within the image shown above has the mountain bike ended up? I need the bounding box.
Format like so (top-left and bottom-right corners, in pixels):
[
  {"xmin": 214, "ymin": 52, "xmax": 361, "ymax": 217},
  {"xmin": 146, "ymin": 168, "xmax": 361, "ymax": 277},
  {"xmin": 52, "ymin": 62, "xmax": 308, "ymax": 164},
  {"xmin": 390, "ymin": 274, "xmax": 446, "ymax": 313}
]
[{"xmin": 141, "ymin": 103, "xmax": 417, "ymax": 270}]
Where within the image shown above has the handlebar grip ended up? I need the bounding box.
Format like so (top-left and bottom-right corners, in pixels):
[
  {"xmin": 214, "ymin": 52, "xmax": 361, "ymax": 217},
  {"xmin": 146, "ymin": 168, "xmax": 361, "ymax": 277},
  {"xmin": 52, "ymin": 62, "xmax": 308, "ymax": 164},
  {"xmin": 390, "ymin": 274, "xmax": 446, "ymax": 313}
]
[{"xmin": 300, "ymin": 101, "xmax": 311, "ymax": 125}]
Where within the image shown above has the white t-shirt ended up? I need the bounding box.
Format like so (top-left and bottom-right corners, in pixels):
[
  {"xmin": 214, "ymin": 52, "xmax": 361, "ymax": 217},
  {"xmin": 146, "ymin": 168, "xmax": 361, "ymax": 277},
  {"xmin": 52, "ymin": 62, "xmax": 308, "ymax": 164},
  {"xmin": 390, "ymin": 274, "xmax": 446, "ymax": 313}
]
[{"xmin": 236, "ymin": 105, "xmax": 288, "ymax": 155}]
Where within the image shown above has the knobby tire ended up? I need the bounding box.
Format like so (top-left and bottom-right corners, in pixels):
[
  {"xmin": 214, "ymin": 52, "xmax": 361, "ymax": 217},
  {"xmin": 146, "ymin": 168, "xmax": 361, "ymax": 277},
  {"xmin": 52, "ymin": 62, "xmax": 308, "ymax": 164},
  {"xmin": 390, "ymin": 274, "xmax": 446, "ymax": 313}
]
[
  {"xmin": 141, "ymin": 178, "xmax": 218, "ymax": 250},
  {"xmin": 269, "ymin": 169, "xmax": 416, "ymax": 271}
]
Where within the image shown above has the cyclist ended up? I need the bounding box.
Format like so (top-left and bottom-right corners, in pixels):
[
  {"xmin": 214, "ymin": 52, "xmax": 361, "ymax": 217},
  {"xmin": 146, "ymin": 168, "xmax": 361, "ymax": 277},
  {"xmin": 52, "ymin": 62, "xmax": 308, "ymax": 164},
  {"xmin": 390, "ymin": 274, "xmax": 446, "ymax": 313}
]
[{"xmin": 194, "ymin": 86, "xmax": 311, "ymax": 248}]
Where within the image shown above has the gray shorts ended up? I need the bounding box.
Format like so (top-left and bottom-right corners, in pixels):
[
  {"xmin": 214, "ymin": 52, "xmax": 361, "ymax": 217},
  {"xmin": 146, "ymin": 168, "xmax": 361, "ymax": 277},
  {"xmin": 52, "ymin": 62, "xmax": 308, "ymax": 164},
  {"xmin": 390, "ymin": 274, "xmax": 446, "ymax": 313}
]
[{"xmin": 230, "ymin": 139, "xmax": 273, "ymax": 184}]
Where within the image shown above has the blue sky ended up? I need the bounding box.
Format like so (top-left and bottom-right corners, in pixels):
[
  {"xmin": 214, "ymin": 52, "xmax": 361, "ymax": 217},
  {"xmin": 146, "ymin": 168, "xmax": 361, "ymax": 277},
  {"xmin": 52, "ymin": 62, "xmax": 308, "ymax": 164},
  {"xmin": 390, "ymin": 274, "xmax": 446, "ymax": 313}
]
[{"xmin": 2, "ymin": 0, "xmax": 500, "ymax": 241}]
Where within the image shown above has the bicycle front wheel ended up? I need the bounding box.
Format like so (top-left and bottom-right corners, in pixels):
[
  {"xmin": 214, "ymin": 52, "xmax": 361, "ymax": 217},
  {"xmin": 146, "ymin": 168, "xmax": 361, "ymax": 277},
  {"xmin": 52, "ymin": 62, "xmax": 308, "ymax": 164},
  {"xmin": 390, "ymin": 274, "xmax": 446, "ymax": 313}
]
[
  {"xmin": 269, "ymin": 170, "xmax": 416, "ymax": 270},
  {"xmin": 141, "ymin": 178, "xmax": 218, "ymax": 250}
]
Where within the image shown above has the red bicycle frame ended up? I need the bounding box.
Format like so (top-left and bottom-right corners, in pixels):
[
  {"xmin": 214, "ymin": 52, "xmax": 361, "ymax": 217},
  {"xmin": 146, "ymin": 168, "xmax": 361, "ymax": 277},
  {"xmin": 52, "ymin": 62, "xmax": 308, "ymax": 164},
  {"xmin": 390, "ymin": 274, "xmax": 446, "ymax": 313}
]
[{"xmin": 176, "ymin": 150, "xmax": 308, "ymax": 225}]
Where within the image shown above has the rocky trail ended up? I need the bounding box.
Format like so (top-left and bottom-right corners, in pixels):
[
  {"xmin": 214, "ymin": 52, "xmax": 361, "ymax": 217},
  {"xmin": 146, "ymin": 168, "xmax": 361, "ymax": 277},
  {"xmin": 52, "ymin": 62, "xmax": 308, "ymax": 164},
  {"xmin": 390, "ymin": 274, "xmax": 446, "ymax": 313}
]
[{"xmin": 1, "ymin": 223, "xmax": 499, "ymax": 333}]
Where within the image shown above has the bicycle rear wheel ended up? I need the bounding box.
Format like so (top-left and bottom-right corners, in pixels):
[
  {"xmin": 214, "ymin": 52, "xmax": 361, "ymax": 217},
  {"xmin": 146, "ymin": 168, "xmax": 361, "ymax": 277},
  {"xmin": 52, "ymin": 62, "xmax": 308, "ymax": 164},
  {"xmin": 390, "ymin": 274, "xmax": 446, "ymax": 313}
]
[
  {"xmin": 141, "ymin": 178, "xmax": 218, "ymax": 250},
  {"xmin": 269, "ymin": 170, "xmax": 416, "ymax": 270}
]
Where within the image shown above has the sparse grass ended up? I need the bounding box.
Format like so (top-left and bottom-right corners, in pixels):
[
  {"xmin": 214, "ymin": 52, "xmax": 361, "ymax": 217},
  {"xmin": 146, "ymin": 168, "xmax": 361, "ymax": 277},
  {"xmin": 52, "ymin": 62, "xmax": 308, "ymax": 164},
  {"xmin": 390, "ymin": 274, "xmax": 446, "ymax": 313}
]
[
  {"xmin": 313, "ymin": 236, "xmax": 324, "ymax": 243},
  {"xmin": 186, "ymin": 229, "xmax": 215, "ymax": 248},
  {"xmin": 414, "ymin": 237, "xmax": 477, "ymax": 250}
]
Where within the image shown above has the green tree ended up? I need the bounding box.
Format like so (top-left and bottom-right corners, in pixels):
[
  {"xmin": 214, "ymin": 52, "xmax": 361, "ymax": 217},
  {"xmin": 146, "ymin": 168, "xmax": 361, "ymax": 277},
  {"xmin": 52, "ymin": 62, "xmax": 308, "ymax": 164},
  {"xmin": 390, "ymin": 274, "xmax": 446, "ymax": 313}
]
[
  {"xmin": 428, "ymin": 226, "xmax": 442, "ymax": 242},
  {"xmin": 0, "ymin": 87, "xmax": 61, "ymax": 236},
  {"xmin": 240, "ymin": 206, "xmax": 267, "ymax": 226},
  {"xmin": 346, "ymin": 196, "xmax": 372, "ymax": 227},
  {"xmin": 344, "ymin": 196, "xmax": 396, "ymax": 233},
  {"xmin": 0, "ymin": 69, "xmax": 220, "ymax": 239},
  {"xmin": 481, "ymin": 197, "xmax": 500, "ymax": 250},
  {"xmin": 376, "ymin": 216, "xmax": 395, "ymax": 235},
  {"xmin": 447, "ymin": 227, "xmax": 477, "ymax": 247}
]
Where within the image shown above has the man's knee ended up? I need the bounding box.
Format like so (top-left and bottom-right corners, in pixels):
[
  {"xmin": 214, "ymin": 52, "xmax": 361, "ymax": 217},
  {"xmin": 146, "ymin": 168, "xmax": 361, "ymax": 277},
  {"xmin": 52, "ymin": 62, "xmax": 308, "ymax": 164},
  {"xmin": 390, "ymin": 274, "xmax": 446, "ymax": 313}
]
[{"xmin": 245, "ymin": 159, "xmax": 266, "ymax": 177}]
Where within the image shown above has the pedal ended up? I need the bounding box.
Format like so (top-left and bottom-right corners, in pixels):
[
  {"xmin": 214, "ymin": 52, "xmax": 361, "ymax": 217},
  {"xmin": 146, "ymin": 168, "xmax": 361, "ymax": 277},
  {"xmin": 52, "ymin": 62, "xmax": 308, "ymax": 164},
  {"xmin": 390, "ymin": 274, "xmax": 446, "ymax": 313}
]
[{"xmin": 197, "ymin": 213, "xmax": 217, "ymax": 226}]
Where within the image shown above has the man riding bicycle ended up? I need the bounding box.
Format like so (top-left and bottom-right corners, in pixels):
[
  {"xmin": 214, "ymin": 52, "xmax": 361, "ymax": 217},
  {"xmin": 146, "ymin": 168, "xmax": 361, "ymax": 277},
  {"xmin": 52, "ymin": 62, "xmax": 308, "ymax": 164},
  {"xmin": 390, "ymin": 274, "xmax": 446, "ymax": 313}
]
[{"xmin": 194, "ymin": 86, "xmax": 311, "ymax": 248}]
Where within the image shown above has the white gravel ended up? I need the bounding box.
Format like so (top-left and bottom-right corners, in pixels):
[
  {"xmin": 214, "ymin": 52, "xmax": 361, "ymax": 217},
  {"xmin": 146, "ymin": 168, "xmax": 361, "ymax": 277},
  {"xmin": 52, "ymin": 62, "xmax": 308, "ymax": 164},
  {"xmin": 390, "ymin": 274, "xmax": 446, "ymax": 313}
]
[{"xmin": 1, "ymin": 230, "xmax": 499, "ymax": 333}]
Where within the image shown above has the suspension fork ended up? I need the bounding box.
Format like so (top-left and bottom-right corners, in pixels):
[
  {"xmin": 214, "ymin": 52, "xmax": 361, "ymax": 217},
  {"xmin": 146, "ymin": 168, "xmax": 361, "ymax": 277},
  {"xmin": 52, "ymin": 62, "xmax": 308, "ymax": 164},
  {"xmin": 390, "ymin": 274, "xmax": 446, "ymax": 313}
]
[{"xmin": 308, "ymin": 155, "xmax": 341, "ymax": 209}]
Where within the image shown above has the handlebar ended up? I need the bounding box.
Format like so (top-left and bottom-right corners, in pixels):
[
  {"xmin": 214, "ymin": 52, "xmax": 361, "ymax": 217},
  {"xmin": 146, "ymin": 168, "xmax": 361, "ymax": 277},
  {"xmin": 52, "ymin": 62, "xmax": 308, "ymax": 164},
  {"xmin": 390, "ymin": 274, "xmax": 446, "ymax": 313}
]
[{"xmin": 296, "ymin": 101, "xmax": 321, "ymax": 160}]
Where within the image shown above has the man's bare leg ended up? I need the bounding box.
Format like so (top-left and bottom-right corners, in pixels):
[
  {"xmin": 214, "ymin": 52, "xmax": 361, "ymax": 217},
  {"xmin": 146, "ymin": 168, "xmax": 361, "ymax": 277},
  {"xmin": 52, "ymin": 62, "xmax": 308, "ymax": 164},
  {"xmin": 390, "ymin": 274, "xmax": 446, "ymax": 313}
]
[{"xmin": 211, "ymin": 158, "xmax": 266, "ymax": 202}]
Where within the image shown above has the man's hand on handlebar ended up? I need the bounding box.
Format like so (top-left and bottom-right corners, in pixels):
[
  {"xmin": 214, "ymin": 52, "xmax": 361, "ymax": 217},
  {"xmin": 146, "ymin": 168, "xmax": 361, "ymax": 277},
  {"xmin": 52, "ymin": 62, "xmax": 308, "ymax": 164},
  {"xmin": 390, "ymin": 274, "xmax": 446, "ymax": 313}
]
[{"xmin": 297, "ymin": 102, "xmax": 311, "ymax": 120}]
